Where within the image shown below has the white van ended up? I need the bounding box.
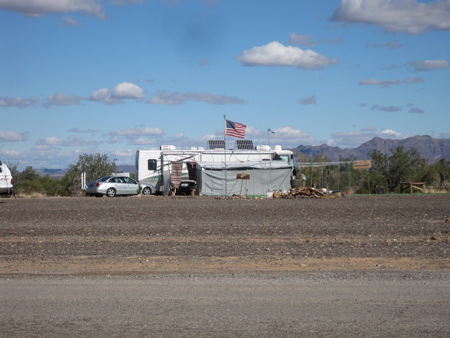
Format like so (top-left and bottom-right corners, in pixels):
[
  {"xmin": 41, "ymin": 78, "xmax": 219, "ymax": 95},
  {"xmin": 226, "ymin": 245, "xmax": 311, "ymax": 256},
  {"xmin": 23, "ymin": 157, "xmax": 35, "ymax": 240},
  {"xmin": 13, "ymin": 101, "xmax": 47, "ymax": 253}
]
[{"xmin": 0, "ymin": 161, "xmax": 14, "ymax": 197}]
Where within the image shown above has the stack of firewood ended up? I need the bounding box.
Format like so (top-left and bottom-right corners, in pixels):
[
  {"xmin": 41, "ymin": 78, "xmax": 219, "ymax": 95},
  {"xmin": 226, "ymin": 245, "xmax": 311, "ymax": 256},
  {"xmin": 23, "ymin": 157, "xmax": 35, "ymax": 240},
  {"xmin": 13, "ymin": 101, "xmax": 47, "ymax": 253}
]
[{"xmin": 273, "ymin": 187, "xmax": 332, "ymax": 199}]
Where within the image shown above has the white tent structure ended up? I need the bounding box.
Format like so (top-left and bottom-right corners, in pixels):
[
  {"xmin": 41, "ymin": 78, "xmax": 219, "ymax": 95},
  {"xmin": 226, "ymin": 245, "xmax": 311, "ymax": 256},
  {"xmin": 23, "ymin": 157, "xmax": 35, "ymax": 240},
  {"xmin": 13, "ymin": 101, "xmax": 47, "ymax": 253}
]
[{"xmin": 196, "ymin": 160, "xmax": 292, "ymax": 196}]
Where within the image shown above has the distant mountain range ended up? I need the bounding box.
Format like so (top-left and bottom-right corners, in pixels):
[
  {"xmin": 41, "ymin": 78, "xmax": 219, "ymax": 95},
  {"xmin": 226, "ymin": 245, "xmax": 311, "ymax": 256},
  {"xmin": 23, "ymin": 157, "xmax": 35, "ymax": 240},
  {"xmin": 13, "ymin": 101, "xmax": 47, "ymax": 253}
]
[
  {"xmin": 294, "ymin": 135, "xmax": 450, "ymax": 163},
  {"xmin": 34, "ymin": 136, "xmax": 449, "ymax": 177}
]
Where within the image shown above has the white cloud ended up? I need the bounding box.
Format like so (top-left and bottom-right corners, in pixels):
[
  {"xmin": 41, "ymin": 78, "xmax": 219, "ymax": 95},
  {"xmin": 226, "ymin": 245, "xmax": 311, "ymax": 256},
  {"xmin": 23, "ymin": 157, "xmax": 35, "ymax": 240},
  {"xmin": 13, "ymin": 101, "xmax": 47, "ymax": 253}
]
[
  {"xmin": 330, "ymin": 131, "xmax": 376, "ymax": 148},
  {"xmin": 32, "ymin": 144, "xmax": 51, "ymax": 151},
  {"xmin": 22, "ymin": 147, "xmax": 84, "ymax": 169},
  {"xmin": 0, "ymin": 0, "xmax": 105, "ymax": 19},
  {"xmin": 147, "ymin": 90, "xmax": 246, "ymax": 105},
  {"xmin": 359, "ymin": 79, "xmax": 400, "ymax": 87},
  {"xmin": 110, "ymin": 127, "xmax": 164, "ymax": 137},
  {"xmin": 329, "ymin": 128, "xmax": 404, "ymax": 148},
  {"xmin": 36, "ymin": 135, "xmax": 100, "ymax": 147},
  {"xmin": 332, "ymin": 0, "xmax": 450, "ymax": 34},
  {"xmin": 0, "ymin": 96, "xmax": 39, "ymax": 108},
  {"xmin": 89, "ymin": 82, "xmax": 145, "ymax": 104},
  {"xmin": 244, "ymin": 126, "xmax": 265, "ymax": 138},
  {"xmin": 114, "ymin": 149, "xmax": 134, "ymax": 157},
  {"xmin": 147, "ymin": 91, "xmax": 183, "ymax": 106},
  {"xmin": 0, "ymin": 149, "xmax": 20, "ymax": 157},
  {"xmin": 89, "ymin": 88, "xmax": 116, "ymax": 103},
  {"xmin": 108, "ymin": 127, "xmax": 164, "ymax": 145},
  {"xmin": 38, "ymin": 137, "xmax": 60, "ymax": 145},
  {"xmin": 112, "ymin": 82, "xmax": 145, "ymax": 99},
  {"xmin": 131, "ymin": 138, "xmax": 159, "ymax": 145},
  {"xmin": 381, "ymin": 129, "xmax": 402, "ymax": 137},
  {"xmin": 235, "ymin": 41, "xmax": 338, "ymax": 70},
  {"xmin": 118, "ymin": 126, "xmax": 316, "ymax": 150},
  {"xmin": 0, "ymin": 131, "xmax": 28, "ymax": 142},
  {"xmin": 43, "ymin": 92, "xmax": 83, "ymax": 107},
  {"xmin": 68, "ymin": 128, "xmax": 99, "ymax": 134},
  {"xmin": 263, "ymin": 127, "xmax": 316, "ymax": 148},
  {"xmin": 408, "ymin": 60, "xmax": 449, "ymax": 71}
]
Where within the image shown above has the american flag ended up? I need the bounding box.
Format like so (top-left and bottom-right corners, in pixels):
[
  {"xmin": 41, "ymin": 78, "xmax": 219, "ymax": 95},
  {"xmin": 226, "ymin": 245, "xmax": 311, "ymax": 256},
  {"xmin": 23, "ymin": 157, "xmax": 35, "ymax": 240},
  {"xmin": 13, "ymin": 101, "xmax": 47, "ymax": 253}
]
[{"xmin": 225, "ymin": 119, "xmax": 246, "ymax": 138}]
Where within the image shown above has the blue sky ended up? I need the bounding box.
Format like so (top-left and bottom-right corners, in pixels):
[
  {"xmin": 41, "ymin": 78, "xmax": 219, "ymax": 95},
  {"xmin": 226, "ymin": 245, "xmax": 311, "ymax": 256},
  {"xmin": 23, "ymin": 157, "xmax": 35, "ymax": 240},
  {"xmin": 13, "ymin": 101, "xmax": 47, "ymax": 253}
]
[{"xmin": 1, "ymin": 0, "xmax": 449, "ymax": 170}]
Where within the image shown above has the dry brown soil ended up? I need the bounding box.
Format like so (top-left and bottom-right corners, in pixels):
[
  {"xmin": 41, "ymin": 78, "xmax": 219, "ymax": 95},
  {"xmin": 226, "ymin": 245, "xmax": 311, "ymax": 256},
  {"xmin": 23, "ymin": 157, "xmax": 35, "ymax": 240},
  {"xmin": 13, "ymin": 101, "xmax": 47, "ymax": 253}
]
[{"xmin": 1, "ymin": 194, "xmax": 449, "ymax": 275}]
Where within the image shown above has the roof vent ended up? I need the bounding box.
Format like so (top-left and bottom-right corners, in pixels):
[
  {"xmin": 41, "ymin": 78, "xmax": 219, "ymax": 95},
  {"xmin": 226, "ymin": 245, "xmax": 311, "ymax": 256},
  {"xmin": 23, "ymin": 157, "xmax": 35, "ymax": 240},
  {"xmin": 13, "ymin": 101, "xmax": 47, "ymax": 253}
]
[
  {"xmin": 161, "ymin": 145, "xmax": 176, "ymax": 150},
  {"xmin": 256, "ymin": 145, "xmax": 271, "ymax": 151}
]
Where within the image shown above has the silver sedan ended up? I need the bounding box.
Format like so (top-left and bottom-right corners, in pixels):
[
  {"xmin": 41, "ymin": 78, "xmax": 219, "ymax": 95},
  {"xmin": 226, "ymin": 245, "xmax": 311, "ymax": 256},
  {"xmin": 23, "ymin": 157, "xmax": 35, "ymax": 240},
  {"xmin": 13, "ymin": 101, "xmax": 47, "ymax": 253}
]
[{"xmin": 86, "ymin": 176, "xmax": 152, "ymax": 197}]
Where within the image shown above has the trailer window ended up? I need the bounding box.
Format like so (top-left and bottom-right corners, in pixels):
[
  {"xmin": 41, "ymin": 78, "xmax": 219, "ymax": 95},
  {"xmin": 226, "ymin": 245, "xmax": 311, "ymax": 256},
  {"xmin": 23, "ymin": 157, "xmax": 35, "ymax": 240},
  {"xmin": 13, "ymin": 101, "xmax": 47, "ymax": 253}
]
[
  {"xmin": 279, "ymin": 155, "xmax": 289, "ymax": 164},
  {"xmin": 148, "ymin": 159, "xmax": 157, "ymax": 171}
]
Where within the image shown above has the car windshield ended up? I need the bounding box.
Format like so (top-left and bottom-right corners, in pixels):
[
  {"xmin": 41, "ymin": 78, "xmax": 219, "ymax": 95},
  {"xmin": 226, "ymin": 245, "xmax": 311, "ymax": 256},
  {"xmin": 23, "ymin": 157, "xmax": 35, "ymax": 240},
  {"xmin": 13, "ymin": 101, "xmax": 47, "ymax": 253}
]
[{"xmin": 99, "ymin": 176, "xmax": 112, "ymax": 182}]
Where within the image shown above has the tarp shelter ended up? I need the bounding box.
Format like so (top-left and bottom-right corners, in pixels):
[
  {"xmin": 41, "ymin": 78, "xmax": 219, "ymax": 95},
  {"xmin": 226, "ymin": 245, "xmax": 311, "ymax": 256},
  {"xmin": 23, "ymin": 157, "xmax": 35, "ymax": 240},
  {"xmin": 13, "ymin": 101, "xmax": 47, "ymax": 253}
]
[{"xmin": 196, "ymin": 160, "xmax": 292, "ymax": 196}]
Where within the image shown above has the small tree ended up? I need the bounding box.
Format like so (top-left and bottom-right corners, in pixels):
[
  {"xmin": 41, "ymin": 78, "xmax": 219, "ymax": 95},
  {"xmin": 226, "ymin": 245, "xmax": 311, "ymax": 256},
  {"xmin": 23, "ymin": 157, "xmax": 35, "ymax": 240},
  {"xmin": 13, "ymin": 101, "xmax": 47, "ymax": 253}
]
[
  {"xmin": 388, "ymin": 146, "xmax": 427, "ymax": 192},
  {"xmin": 64, "ymin": 153, "xmax": 117, "ymax": 195},
  {"xmin": 15, "ymin": 166, "xmax": 41, "ymax": 194},
  {"xmin": 369, "ymin": 146, "xmax": 428, "ymax": 193},
  {"xmin": 368, "ymin": 150, "xmax": 389, "ymax": 193}
]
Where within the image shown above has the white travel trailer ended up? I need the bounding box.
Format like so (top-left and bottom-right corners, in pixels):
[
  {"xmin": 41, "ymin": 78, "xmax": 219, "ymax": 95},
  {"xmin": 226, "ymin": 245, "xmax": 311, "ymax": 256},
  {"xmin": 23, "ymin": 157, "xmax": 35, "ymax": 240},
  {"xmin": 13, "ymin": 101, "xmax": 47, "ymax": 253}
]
[
  {"xmin": 0, "ymin": 161, "xmax": 14, "ymax": 197},
  {"xmin": 135, "ymin": 141, "xmax": 295, "ymax": 196}
]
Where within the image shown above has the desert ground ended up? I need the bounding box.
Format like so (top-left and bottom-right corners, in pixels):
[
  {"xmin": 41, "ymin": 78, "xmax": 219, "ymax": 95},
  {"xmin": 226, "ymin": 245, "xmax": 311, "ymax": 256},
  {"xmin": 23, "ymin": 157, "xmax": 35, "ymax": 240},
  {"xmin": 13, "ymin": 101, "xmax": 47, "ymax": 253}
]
[
  {"xmin": 1, "ymin": 194, "xmax": 449, "ymax": 274},
  {"xmin": 1, "ymin": 194, "xmax": 449, "ymax": 336}
]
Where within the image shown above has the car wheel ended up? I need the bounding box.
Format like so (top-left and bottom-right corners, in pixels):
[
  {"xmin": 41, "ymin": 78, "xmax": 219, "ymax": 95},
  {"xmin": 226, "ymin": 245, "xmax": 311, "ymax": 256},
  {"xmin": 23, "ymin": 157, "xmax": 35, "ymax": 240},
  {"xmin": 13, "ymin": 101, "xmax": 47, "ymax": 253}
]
[
  {"xmin": 142, "ymin": 187, "xmax": 152, "ymax": 195},
  {"xmin": 106, "ymin": 188, "xmax": 116, "ymax": 197}
]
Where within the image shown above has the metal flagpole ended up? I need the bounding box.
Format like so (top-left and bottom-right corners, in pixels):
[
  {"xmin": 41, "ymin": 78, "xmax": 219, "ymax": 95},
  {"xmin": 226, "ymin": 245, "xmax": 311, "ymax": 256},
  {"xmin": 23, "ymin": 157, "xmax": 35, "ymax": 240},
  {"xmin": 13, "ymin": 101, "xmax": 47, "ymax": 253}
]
[{"xmin": 223, "ymin": 115, "xmax": 227, "ymax": 196}]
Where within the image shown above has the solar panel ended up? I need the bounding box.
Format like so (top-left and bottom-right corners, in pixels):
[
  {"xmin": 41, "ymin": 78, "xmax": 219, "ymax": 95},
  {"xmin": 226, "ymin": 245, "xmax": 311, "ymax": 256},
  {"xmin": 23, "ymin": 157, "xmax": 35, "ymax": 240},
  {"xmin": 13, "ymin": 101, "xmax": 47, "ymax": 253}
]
[
  {"xmin": 235, "ymin": 140, "xmax": 253, "ymax": 150},
  {"xmin": 208, "ymin": 140, "xmax": 225, "ymax": 149}
]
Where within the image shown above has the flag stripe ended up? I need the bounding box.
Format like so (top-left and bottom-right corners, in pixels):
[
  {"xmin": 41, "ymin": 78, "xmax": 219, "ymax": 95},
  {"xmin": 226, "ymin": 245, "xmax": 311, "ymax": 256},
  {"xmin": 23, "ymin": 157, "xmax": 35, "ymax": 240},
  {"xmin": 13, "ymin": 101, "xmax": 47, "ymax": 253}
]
[{"xmin": 225, "ymin": 119, "xmax": 246, "ymax": 138}]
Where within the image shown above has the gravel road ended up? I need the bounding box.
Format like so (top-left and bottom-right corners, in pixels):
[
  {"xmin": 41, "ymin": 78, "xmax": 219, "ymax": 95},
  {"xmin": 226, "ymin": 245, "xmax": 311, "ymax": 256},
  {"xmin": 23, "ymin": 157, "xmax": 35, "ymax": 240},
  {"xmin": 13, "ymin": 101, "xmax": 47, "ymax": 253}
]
[{"xmin": 2, "ymin": 272, "xmax": 450, "ymax": 337}]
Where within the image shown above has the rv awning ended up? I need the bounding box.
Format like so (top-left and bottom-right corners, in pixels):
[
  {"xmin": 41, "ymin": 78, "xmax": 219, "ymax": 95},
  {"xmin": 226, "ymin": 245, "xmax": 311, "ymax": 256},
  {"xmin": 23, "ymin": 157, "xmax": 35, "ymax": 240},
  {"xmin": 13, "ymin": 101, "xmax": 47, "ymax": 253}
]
[
  {"xmin": 196, "ymin": 160, "xmax": 292, "ymax": 196},
  {"xmin": 196, "ymin": 160, "xmax": 291, "ymax": 171}
]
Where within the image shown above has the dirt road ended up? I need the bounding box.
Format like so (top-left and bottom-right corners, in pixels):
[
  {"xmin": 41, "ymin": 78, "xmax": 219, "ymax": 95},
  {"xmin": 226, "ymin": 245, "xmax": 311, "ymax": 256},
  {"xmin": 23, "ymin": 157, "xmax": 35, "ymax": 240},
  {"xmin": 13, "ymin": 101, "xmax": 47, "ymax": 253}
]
[{"xmin": 1, "ymin": 273, "xmax": 449, "ymax": 337}]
